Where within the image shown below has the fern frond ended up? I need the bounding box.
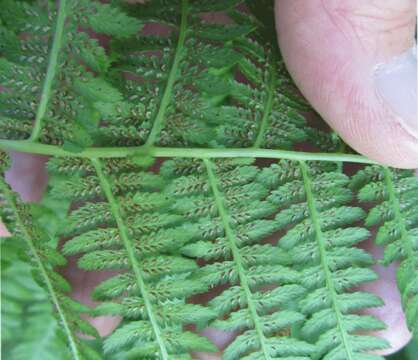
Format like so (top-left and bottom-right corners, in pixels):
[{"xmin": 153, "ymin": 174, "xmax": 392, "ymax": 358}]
[
  {"xmin": 82, "ymin": 0, "xmax": 322, "ymax": 150},
  {"xmin": 50, "ymin": 157, "xmax": 217, "ymax": 358},
  {"xmin": 1, "ymin": 0, "xmax": 415, "ymax": 358},
  {"xmin": 0, "ymin": 0, "xmax": 338, "ymax": 155},
  {"xmin": 161, "ymin": 158, "xmax": 315, "ymax": 360},
  {"xmin": 1, "ymin": 256, "xmax": 71, "ymax": 360},
  {"xmin": 0, "ymin": 0, "xmax": 140, "ymax": 146},
  {"xmin": 272, "ymin": 160, "xmax": 388, "ymax": 360},
  {"xmin": 0, "ymin": 153, "xmax": 100, "ymax": 360},
  {"xmin": 353, "ymin": 166, "xmax": 418, "ymax": 339}
]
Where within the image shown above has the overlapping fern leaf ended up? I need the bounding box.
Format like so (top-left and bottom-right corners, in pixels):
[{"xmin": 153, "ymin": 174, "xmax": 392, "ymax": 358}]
[
  {"xmin": 0, "ymin": 152, "xmax": 101, "ymax": 360},
  {"xmin": 1, "ymin": 249, "xmax": 70, "ymax": 360},
  {"xmin": 1, "ymin": 170, "xmax": 66, "ymax": 360},
  {"xmin": 0, "ymin": 0, "xmax": 140, "ymax": 147},
  {"xmin": 48, "ymin": 156, "xmax": 217, "ymax": 359},
  {"xmin": 352, "ymin": 166, "xmax": 418, "ymax": 340}
]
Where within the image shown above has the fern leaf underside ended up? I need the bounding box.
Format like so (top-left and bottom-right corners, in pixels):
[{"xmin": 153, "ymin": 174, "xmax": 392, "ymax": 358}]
[{"xmin": 1, "ymin": 0, "xmax": 417, "ymax": 359}]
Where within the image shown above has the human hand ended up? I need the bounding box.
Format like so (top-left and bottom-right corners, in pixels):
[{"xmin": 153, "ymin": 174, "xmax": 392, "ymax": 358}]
[{"xmin": 275, "ymin": 0, "xmax": 417, "ymax": 169}]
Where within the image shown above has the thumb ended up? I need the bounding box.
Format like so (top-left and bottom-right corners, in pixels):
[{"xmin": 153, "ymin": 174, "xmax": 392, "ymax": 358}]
[{"xmin": 275, "ymin": 0, "xmax": 417, "ymax": 168}]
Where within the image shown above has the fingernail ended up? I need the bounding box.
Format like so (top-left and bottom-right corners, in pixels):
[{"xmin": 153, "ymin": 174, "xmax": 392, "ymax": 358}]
[{"xmin": 374, "ymin": 46, "xmax": 417, "ymax": 139}]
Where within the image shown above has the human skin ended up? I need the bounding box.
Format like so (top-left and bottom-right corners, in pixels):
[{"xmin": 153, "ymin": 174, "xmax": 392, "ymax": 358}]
[
  {"xmin": 1, "ymin": 0, "xmax": 417, "ymax": 358},
  {"xmin": 275, "ymin": 0, "xmax": 418, "ymax": 169}
]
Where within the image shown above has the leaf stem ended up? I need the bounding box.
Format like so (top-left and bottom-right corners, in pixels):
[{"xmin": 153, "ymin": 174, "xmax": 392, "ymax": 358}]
[
  {"xmin": 145, "ymin": 0, "xmax": 188, "ymax": 146},
  {"xmin": 91, "ymin": 158, "xmax": 169, "ymax": 360},
  {"xmin": 204, "ymin": 158, "xmax": 271, "ymax": 359},
  {"xmin": 253, "ymin": 59, "xmax": 276, "ymax": 148},
  {"xmin": 29, "ymin": 0, "xmax": 67, "ymax": 142},
  {"xmin": 0, "ymin": 178, "xmax": 81, "ymax": 360},
  {"xmin": 0, "ymin": 140, "xmax": 378, "ymax": 164},
  {"xmin": 299, "ymin": 161, "xmax": 354, "ymax": 360}
]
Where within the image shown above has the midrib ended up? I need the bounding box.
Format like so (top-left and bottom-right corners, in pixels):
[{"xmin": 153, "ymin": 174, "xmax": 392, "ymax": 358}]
[
  {"xmin": 299, "ymin": 161, "xmax": 354, "ymax": 360},
  {"xmin": 204, "ymin": 158, "xmax": 271, "ymax": 359},
  {"xmin": 253, "ymin": 60, "xmax": 276, "ymax": 148},
  {"xmin": 30, "ymin": 0, "xmax": 67, "ymax": 142},
  {"xmin": 91, "ymin": 158, "xmax": 169, "ymax": 360},
  {"xmin": 0, "ymin": 140, "xmax": 377, "ymax": 165},
  {"xmin": 145, "ymin": 0, "xmax": 189, "ymax": 147}
]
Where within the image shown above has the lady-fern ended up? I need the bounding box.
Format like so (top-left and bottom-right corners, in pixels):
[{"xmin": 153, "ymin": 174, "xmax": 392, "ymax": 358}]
[{"xmin": 0, "ymin": 0, "xmax": 417, "ymax": 359}]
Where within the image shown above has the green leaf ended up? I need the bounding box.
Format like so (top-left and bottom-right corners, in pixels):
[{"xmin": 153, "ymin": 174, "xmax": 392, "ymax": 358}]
[
  {"xmin": 74, "ymin": 77, "xmax": 123, "ymax": 104},
  {"xmin": 86, "ymin": 3, "xmax": 143, "ymax": 38}
]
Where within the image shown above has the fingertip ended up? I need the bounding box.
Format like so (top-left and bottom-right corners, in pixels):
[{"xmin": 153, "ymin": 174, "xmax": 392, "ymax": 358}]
[
  {"xmin": 274, "ymin": 0, "xmax": 418, "ymax": 168},
  {"xmin": 193, "ymin": 328, "xmax": 233, "ymax": 360},
  {"xmin": 200, "ymin": 327, "xmax": 236, "ymax": 351}
]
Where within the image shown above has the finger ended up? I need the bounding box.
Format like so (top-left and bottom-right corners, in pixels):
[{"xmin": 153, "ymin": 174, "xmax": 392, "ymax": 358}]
[
  {"xmin": 5, "ymin": 152, "xmax": 48, "ymax": 202},
  {"xmin": 200, "ymin": 327, "xmax": 236, "ymax": 352},
  {"xmin": 1, "ymin": 152, "xmax": 47, "ymax": 235},
  {"xmin": 193, "ymin": 328, "xmax": 234, "ymax": 360},
  {"xmin": 275, "ymin": 0, "xmax": 418, "ymax": 168},
  {"xmin": 359, "ymin": 237, "xmax": 412, "ymax": 354},
  {"xmin": 193, "ymin": 351, "xmax": 222, "ymax": 360},
  {"xmin": 0, "ymin": 220, "xmax": 10, "ymax": 236},
  {"xmin": 60, "ymin": 255, "xmax": 121, "ymax": 337}
]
